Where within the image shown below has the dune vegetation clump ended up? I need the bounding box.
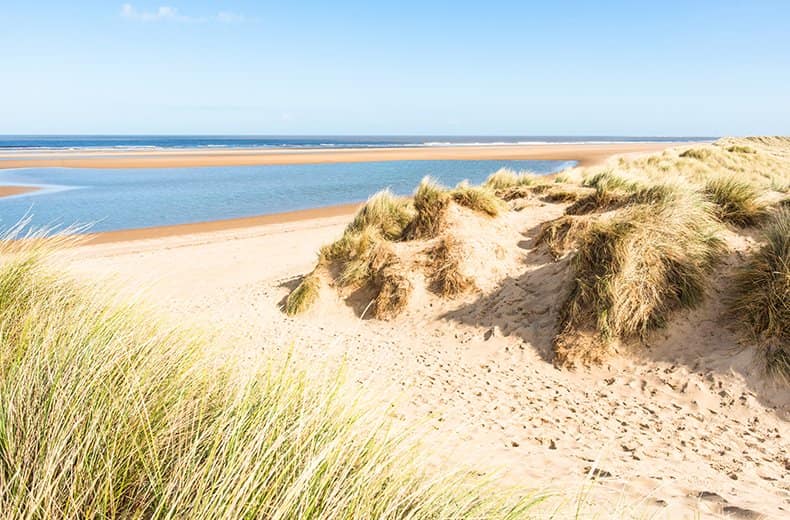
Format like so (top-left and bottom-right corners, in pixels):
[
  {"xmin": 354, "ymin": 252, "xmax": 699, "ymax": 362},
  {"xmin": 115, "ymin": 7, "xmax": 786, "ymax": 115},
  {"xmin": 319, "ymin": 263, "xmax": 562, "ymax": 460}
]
[
  {"xmin": 679, "ymin": 148, "xmax": 713, "ymax": 161},
  {"xmin": 429, "ymin": 235, "xmax": 477, "ymax": 297},
  {"xmin": 403, "ymin": 177, "xmax": 452, "ymax": 240},
  {"xmin": 703, "ymin": 175, "xmax": 767, "ymax": 226},
  {"xmin": 483, "ymin": 167, "xmax": 537, "ymax": 190},
  {"xmin": 287, "ymin": 175, "xmax": 516, "ymax": 317},
  {"xmin": 0, "ymin": 242, "xmax": 542, "ymax": 518},
  {"xmin": 726, "ymin": 144, "xmax": 757, "ymax": 154},
  {"xmin": 344, "ymin": 188, "xmax": 416, "ymax": 240},
  {"xmin": 554, "ymin": 193, "xmax": 725, "ymax": 366},
  {"xmin": 284, "ymin": 270, "xmax": 321, "ymax": 315},
  {"xmin": 451, "ymin": 182, "xmax": 505, "ymax": 217},
  {"xmin": 729, "ymin": 209, "xmax": 790, "ymax": 379},
  {"xmin": 535, "ymin": 215, "xmax": 595, "ymax": 260}
]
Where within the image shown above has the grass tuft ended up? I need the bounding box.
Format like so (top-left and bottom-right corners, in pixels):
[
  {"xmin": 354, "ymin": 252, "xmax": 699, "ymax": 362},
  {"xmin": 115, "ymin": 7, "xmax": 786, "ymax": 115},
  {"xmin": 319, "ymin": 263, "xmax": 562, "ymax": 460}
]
[
  {"xmin": 679, "ymin": 148, "xmax": 713, "ymax": 160},
  {"xmin": 346, "ymin": 189, "xmax": 415, "ymax": 240},
  {"xmin": 451, "ymin": 182, "xmax": 506, "ymax": 217},
  {"xmin": 403, "ymin": 177, "xmax": 451, "ymax": 240},
  {"xmin": 484, "ymin": 168, "xmax": 537, "ymax": 190},
  {"xmin": 729, "ymin": 209, "xmax": 790, "ymax": 379},
  {"xmin": 536, "ymin": 215, "xmax": 595, "ymax": 260},
  {"xmin": 284, "ymin": 271, "xmax": 321, "ymax": 315},
  {"xmin": 371, "ymin": 250, "xmax": 413, "ymax": 319},
  {"xmin": 430, "ymin": 236, "xmax": 477, "ymax": 297},
  {"xmin": 555, "ymin": 193, "xmax": 725, "ymax": 366},
  {"xmin": 703, "ymin": 175, "xmax": 767, "ymax": 226},
  {"xmin": 726, "ymin": 145, "xmax": 757, "ymax": 154}
]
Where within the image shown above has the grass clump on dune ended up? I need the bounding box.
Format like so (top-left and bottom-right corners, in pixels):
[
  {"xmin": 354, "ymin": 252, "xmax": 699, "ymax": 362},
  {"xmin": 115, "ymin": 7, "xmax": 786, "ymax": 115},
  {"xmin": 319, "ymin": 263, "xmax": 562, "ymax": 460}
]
[
  {"xmin": 451, "ymin": 182, "xmax": 505, "ymax": 217},
  {"xmin": 536, "ymin": 215, "xmax": 595, "ymax": 260},
  {"xmin": 0, "ymin": 242, "xmax": 541, "ymax": 518},
  {"xmin": 729, "ymin": 209, "xmax": 790, "ymax": 379},
  {"xmin": 484, "ymin": 168, "xmax": 537, "ymax": 190},
  {"xmin": 369, "ymin": 247, "xmax": 414, "ymax": 319},
  {"xmin": 345, "ymin": 188, "xmax": 415, "ymax": 240},
  {"xmin": 555, "ymin": 193, "xmax": 725, "ymax": 366},
  {"xmin": 284, "ymin": 270, "xmax": 321, "ymax": 315},
  {"xmin": 703, "ymin": 175, "xmax": 767, "ymax": 226},
  {"xmin": 403, "ymin": 177, "xmax": 451, "ymax": 240},
  {"xmin": 430, "ymin": 236, "xmax": 476, "ymax": 297},
  {"xmin": 289, "ymin": 176, "xmax": 514, "ymax": 316},
  {"xmin": 679, "ymin": 148, "xmax": 713, "ymax": 161},
  {"xmin": 726, "ymin": 144, "xmax": 757, "ymax": 154}
]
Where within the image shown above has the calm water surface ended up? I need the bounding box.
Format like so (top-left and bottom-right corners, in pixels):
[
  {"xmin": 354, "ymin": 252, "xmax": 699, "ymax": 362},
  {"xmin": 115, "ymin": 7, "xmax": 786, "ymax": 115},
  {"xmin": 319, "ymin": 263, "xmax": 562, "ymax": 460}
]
[{"xmin": 0, "ymin": 159, "xmax": 574, "ymax": 233}]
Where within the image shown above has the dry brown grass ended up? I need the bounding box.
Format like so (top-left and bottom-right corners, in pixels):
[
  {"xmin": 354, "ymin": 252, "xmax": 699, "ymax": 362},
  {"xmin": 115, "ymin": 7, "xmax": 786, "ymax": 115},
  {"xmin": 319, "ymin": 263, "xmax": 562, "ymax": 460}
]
[
  {"xmin": 429, "ymin": 235, "xmax": 476, "ymax": 297},
  {"xmin": 536, "ymin": 215, "xmax": 595, "ymax": 260},
  {"xmin": 403, "ymin": 177, "xmax": 451, "ymax": 240},
  {"xmin": 371, "ymin": 250, "xmax": 413, "ymax": 319},
  {"xmin": 703, "ymin": 175, "xmax": 767, "ymax": 226},
  {"xmin": 451, "ymin": 182, "xmax": 505, "ymax": 217},
  {"xmin": 345, "ymin": 189, "xmax": 415, "ymax": 239},
  {"xmin": 729, "ymin": 208, "xmax": 790, "ymax": 379},
  {"xmin": 495, "ymin": 185, "xmax": 534, "ymax": 201},
  {"xmin": 483, "ymin": 168, "xmax": 537, "ymax": 190},
  {"xmin": 554, "ymin": 192, "xmax": 725, "ymax": 366},
  {"xmin": 609, "ymin": 138, "xmax": 790, "ymax": 190},
  {"xmin": 284, "ymin": 271, "xmax": 321, "ymax": 316}
]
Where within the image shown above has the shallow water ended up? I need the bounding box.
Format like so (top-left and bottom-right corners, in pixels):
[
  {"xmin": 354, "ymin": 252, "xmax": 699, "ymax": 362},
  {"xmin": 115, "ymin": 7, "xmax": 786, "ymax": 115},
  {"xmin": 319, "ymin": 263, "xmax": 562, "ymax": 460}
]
[{"xmin": 0, "ymin": 159, "xmax": 573, "ymax": 233}]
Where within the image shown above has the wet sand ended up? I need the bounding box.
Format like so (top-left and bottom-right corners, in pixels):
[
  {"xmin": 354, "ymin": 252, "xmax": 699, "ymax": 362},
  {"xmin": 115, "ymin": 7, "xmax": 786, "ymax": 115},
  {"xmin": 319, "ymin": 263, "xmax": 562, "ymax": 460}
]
[
  {"xmin": 82, "ymin": 203, "xmax": 361, "ymax": 245},
  {"xmin": 0, "ymin": 186, "xmax": 41, "ymax": 198},
  {"xmin": 0, "ymin": 142, "xmax": 678, "ymax": 170}
]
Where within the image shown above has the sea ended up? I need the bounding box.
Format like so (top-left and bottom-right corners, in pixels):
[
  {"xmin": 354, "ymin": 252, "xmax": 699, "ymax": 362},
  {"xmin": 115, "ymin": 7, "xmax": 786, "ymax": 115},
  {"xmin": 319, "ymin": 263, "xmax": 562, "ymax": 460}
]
[{"xmin": 0, "ymin": 135, "xmax": 711, "ymax": 151}]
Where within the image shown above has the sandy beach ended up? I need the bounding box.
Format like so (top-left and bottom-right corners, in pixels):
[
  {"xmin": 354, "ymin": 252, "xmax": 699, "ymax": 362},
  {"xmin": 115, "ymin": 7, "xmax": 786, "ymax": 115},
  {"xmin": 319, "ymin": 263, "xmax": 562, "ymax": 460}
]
[
  {"xmin": 0, "ymin": 142, "xmax": 679, "ymax": 170},
  {"xmin": 0, "ymin": 185, "xmax": 40, "ymax": 198},
  {"xmin": 6, "ymin": 140, "xmax": 789, "ymax": 517},
  {"xmin": 45, "ymin": 140, "xmax": 786, "ymax": 518},
  {"xmin": 62, "ymin": 186, "xmax": 789, "ymax": 518}
]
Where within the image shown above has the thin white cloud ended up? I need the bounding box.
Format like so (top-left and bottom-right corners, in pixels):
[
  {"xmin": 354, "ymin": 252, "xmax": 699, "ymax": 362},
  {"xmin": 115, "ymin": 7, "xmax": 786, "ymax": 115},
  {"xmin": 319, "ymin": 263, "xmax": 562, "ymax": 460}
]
[{"xmin": 120, "ymin": 4, "xmax": 247, "ymax": 23}]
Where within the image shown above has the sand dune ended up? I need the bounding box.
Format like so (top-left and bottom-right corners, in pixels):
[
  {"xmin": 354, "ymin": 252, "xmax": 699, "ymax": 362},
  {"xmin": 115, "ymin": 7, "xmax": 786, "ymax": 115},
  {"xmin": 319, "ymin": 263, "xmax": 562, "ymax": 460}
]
[
  {"xmin": 54, "ymin": 140, "xmax": 790, "ymax": 518},
  {"xmin": 62, "ymin": 206, "xmax": 788, "ymax": 518}
]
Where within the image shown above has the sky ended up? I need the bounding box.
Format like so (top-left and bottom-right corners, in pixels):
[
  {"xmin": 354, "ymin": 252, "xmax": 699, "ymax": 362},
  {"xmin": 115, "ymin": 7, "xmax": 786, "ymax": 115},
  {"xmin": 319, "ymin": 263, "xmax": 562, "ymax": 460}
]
[{"xmin": 1, "ymin": 1, "xmax": 789, "ymax": 136}]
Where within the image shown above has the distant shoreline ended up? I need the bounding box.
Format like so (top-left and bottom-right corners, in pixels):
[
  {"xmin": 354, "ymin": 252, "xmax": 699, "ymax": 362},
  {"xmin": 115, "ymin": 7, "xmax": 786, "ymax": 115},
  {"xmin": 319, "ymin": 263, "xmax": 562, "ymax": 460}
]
[{"xmin": 0, "ymin": 142, "xmax": 682, "ymax": 170}]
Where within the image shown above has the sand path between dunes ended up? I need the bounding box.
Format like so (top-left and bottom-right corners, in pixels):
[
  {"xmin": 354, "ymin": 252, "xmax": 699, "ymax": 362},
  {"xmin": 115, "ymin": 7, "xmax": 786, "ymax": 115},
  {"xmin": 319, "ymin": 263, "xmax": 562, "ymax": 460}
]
[{"xmin": 59, "ymin": 197, "xmax": 790, "ymax": 519}]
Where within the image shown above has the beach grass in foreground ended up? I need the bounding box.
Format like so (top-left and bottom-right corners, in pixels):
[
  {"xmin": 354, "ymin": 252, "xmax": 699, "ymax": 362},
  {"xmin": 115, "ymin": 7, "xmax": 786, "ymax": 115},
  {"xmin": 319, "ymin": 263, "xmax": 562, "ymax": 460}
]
[{"xmin": 0, "ymin": 239, "xmax": 545, "ymax": 518}]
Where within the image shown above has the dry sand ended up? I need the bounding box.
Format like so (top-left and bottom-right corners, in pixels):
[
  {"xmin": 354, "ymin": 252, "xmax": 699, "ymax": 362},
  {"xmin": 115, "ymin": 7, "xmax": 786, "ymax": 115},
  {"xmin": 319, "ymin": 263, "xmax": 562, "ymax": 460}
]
[
  {"xmin": 60, "ymin": 201, "xmax": 789, "ymax": 519},
  {"xmin": 30, "ymin": 142, "xmax": 787, "ymax": 518}
]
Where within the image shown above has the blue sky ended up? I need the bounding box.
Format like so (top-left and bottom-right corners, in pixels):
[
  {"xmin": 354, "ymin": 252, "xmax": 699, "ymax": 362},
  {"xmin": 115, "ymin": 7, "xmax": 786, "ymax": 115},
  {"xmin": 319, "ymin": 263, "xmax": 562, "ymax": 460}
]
[{"xmin": 1, "ymin": 1, "xmax": 788, "ymax": 135}]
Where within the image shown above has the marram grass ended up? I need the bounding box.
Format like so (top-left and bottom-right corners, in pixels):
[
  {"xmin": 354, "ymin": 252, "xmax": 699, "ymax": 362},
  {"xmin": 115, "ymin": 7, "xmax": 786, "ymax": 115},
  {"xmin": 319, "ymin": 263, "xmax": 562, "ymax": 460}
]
[
  {"xmin": 484, "ymin": 168, "xmax": 537, "ymax": 190},
  {"xmin": 0, "ymin": 241, "xmax": 543, "ymax": 519},
  {"xmin": 729, "ymin": 208, "xmax": 790, "ymax": 379},
  {"xmin": 703, "ymin": 175, "xmax": 767, "ymax": 226},
  {"xmin": 450, "ymin": 182, "xmax": 505, "ymax": 217},
  {"xmin": 555, "ymin": 191, "xmax": 726, "ymax": 366},
  {"xmin": 284, "ymin": 270, "xmax": 321, "ymax": 315}
]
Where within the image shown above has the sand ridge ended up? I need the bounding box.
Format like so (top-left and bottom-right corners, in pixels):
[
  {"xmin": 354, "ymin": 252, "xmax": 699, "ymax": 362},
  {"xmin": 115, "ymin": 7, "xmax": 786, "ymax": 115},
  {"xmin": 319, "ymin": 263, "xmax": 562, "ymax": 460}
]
[{"xmin": 0, "ymin": 142, "xmax": 685, "ymax": 170}]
